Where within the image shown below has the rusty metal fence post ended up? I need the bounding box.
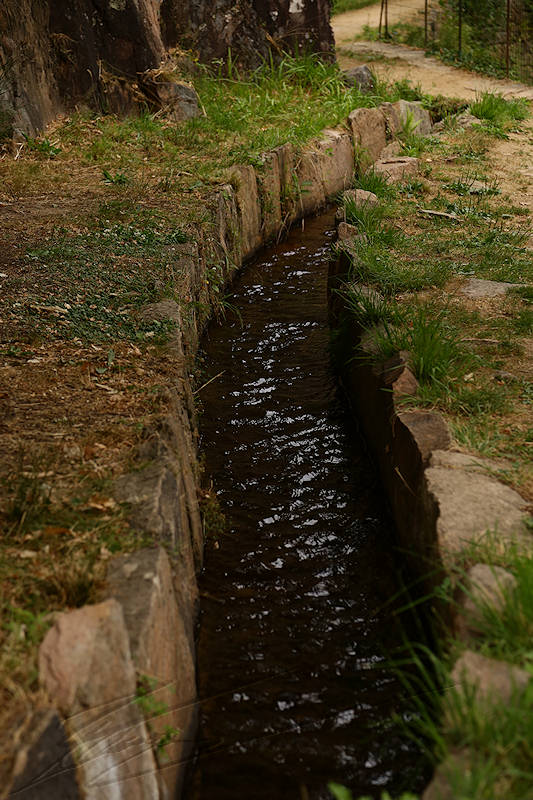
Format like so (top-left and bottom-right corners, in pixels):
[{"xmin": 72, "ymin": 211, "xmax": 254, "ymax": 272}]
[
  {"xmin": 506, "ymin": 0, "xmax": 511, "ymax": 77},
  {"xmin": 378, "ymin": 0, "xmax": 389, "ymax": 40},
  {"xmin": 457, "ymin": 0, "xmax": 462, "ymax": 59}
]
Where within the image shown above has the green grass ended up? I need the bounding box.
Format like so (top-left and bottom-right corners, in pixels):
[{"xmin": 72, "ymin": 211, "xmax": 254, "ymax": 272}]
[
  {"xmin": 5, "ymin": 56, "xmax": 440, "ymax": 348},
  {"xmin": 345, "ymin": 239, "xmax": 453, "ymax": 294},
  {"xmin": 339, "ymin": 283, "xmax": 395, "ymax": 327},
  {"xmin": 335, "ymin": 133, "xmax": 532, "ymax": 463},
  {"xmin": 19, "ymin": 219, "xmax": 187, "ymax": 342},
  {"xmin": 470, "ymin": 92, "xmax": 529, "ymax": 125},
  {"xmin": 331, "ymin": 0, "xmax": 375, "ymax": 16},
  {"xmin": 513, "ymin": 309, "xmax": 533, "ymax": 335},
  {"xmin": 468, "ymin": 556, "xmax": 533, "ymax": 666},
  {"xmin": 398, "ymin": 545, "xmax": 533, "ymax": 800},
  {"xmin": 413, "ymin": 654, "xmax": 533, "ymax": 800},
  {"xmin": 329, "ymin": 787, "xmax": 417, "ymax": 800},
  {"xmin": 55, "ymin": 55, "xmax": 400, "ymax": 181},
  {"xmin": 342, "ymin": 194, "xmax": 397, "ymax": 242},
  {"xmin": 355, "ymin": 21, "xmax": 425, "ymax": 47},
  {"xmin": 442, "ymin": 171, "xmax": 500, "ymax": 197},
  {"xmin": 354, "ymin": 167, "xmax": 395, "ymax": 199},
  {"xmin": 362, "ymin": 303, "xmax": 471, "ymax": 386}
]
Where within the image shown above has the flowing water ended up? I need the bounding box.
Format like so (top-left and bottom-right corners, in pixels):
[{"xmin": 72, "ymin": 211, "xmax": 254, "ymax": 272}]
[{"xmin": 187, "ymin": 213, "xmax": 427, "ymax": 799}]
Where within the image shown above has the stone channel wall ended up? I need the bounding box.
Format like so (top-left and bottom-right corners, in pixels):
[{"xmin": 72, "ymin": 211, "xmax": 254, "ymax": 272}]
[
  {"xmin": 3, "ymin": 100, "xmax": 392, "ymax": 800},
  {"xmin": 6, "ymin": 98, "xmax": 529, "ymax": 799}
]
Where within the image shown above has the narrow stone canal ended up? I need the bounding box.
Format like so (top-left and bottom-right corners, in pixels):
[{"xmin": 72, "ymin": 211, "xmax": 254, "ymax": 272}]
[{"xmin": 187, "ymin": 213, "xmax": 427, "ymax": 799}]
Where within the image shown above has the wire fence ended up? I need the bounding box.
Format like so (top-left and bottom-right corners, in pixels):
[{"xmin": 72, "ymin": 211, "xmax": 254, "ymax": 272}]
[{"xmin": 376, "ymin": 0, "xmax": 533, "ymax": 84}]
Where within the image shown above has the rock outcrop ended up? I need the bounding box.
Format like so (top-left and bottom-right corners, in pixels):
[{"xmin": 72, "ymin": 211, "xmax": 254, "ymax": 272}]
[{"xmin": 0, "ymin": 0, "xmax": 334, "ymax": 138}]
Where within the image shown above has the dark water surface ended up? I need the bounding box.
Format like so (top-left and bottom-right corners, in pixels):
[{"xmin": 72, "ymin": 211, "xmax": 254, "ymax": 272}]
[{"xmin": 187, "ymin": 213, "xmax": 426, "ymax": 800}]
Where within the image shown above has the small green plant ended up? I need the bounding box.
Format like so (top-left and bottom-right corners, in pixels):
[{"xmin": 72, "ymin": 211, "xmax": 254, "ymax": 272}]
[
  {"xmin": 443, "ymin": 172, "xmax": 499, "ymax": 197},
  {"xmin": 339, "ymin": 283, "xmax": 394, "ymax": 327},
  {"xmin": 7, "ymin": 453, "xmax": 52, "ymax": 535},
  {"xmin": 134, "ymin": 675, "xmax": 180, "ymax": 762},
  {"xmin": 199, "ymin": 488, "xmax": 227, "ymax": 541},
  {"xmin": 102, "ymin": 169, "xmax": 130, "ymax": 185},
  {"xmin": 461, "ymin": 556, "xmax": 533, "ymax": 666},
  {"xmin": 328, "ymin": 786, "xmax": 418, "ymax": 800},
  {"xmin": 450, "ymin": 384, "xmax": 510, "ymax": 416},
  {"xmin": 404, "ymin": 310, "xmax": 462, "ymax": 383},
  {"xmin": 400, "ymin": 109, "xmax": 420, "ymax": 139},
  {"xmin": 22, "ymin": 134, "xmax": 61, "ymax": 158},
  {"xmin": 342, "ymin": 196, "xmax": 398, "ymax": 247},
  {"xmin": 365, "ymin": 305, "xmax": 465, "ymax": 385},
  {"xmin": 398, "ymin": 179, "xmax": 425, "ymax": 198},
  {"xmin": 512, "ymin": 309, "xmax": 533, "ymax": 335},
  {"xmin": 511, "ymin": 286, "xmax": 533, "ymax": 304},
  {"xmin": 331, "ymin": 0, "xmax": 375, "ymax": 15},
  {"xmin": 134, "ymin": 674, "xmax": 168, "ymax": 718},
  {"xmin": 5, "ymin": 607, "xmax": 51, "ymax": 646},
  {"xmin": 155, "ymin": 724, "xmax": 181, "ymax": 762}
]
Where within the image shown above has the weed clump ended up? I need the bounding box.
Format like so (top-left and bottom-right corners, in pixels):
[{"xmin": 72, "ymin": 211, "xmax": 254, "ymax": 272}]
[{"xmin": 470, "ymin": 92, "xmax": 529, "ymax": 125}]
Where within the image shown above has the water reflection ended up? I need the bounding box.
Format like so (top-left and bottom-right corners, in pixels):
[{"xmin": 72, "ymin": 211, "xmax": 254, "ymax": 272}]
[{"xmin": 187, "ymin": 214, "xmax": 426, "ymax": 799}]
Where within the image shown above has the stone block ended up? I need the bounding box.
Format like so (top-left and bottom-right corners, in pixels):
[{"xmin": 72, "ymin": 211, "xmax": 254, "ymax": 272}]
[
  {"xmin": 374, "ymin": 156, "xmax": 419, "ymax": 183},
  {"xmin": 5, "ymin": 710, "xmax": 80, "ymax": 799},
  {"xmin": 394, "ymin": 99, "xmax": 433, "ymax": 136},
  {"xmin": 458, "ymin": 563, "xmax": 516, "ymax": 637},
  {"xmin": 214, "ymin": 183, "xmax": 241, "ymax": 267},
  {"xmin": 459, "ymin": 277, "xmax": 520, "ymax": 298},
  {"xmin": 422, "ymin": 751, "xmax": 470, "ymax": 800},
  {"xmin": 450, "ymin": 650, "xmax": 529, "ymax": 705},
  {"xmin": 107, "ymin": 547, "xmax": 197, "ymax": 798},
  {"xmin": 257, "ymin": 150, "xmax": 282, "ymax": 242},
  {"xmin": 380, "ymin": 101, "xmax": 402, "ymax": 139},
  {"xmin": 342, "ymin": 65, "xmax": 375, "ymax": 93},
  {"xmin": 380, "ymin": 140, "xmax": 402, "ymax": 159},
  {"xmin": 456, "ymin": 111, "xmax": 479, "ymax": 128},
  {"xmin": 397, "ymin": 410, "xmax": 451, "ymax": 465},
  {"xmin": 274, "ymin": 142, "xmax": 295, "ymax": 227},
  {"xmin": 391, "ymin": 366, "xmax": 419, "ymax": 400},
  {"xmin": 348, "ymin": 106, "xmax": 387, "ymax": 165},
  {"xmin": 39, "ymin": 600, "xmax": 159, "ymax": 800},
  {"xmin": 229, "ymin": 164, "xmax": 262, "ymax": 261},
  {"xmin": 293, "ymin": 148, "xmax": 326, "ymax": 218},
  {"xmin": 342, "ymin": 188, "xmax": 378, "ymax": 207},
  {"xmin": 138, "ymin": 300, "xmax": 183, "ymax": 351},
  {"xmin": 317, "ymin": 128, "xmax": 355, "ymax": 198},
  {"xmin": 425, "ymin": 450, "xmax": 529, "ymax": 558},
  {"xmin": 147, "ymin": 79, "xmax": 200, "ymax": 122},
  {"xmin": 337, "ymin": 222, "xmax": 359, "ymax": 241}
]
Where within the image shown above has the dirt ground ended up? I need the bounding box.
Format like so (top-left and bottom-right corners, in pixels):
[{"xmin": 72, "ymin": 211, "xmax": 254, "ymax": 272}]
[
  {"xmin": 332, "ymin": 0, "xmax": 426, "ymax": 43},
  {"xmin": 333, "ymin": 2, "xmax": 533, "ymax": 219}
]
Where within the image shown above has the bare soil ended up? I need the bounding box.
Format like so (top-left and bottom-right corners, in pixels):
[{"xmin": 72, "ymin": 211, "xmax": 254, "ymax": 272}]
[
  {"xmin": 333, "ymin": 3, "xmax": 533, "ymax": 218},
  {"xmin": 332, "ymin": 0, "xmax": 426, "ymax": 43}
]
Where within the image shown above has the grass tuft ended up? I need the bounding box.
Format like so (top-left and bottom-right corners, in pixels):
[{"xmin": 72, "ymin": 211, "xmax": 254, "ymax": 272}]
[
  {"xmin": 354, "ymin": 168, "xmax": 395, "ymax": 199},
  {"xmin": 470, "ymin": 92, "xmax": 529, "ymax": 125}
]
